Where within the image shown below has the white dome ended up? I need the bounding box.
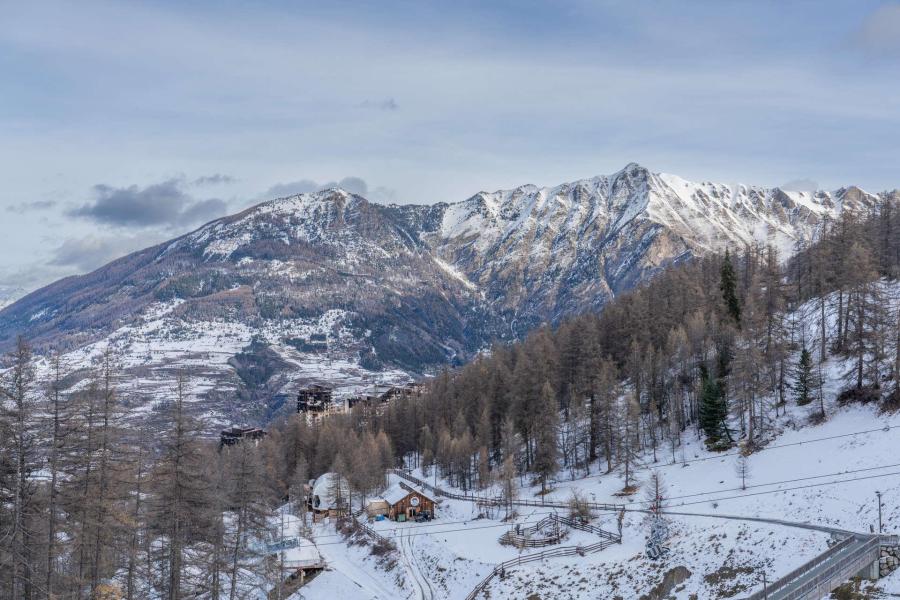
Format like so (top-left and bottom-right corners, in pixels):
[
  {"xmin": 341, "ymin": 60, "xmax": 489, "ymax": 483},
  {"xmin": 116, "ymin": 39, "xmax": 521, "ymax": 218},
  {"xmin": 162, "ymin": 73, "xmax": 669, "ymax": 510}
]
[{"xmin": 311, "ymin": 472, "xmax": 351, "ymax": 511}]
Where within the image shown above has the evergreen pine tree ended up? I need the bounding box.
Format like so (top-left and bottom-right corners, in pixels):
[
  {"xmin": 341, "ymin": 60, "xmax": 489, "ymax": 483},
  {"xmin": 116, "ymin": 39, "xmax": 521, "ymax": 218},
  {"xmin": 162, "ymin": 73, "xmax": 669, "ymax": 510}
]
[
  {"xmin": 720, "ymin": 250, "xmax": 742, "ymax": 327},
  {"xmin": 793, "ymin": 347, "xmax": 814, "ymax": 406},
  {"xmin": 698, "ymin": 364, "xmax": 728, "ymax": 445}
]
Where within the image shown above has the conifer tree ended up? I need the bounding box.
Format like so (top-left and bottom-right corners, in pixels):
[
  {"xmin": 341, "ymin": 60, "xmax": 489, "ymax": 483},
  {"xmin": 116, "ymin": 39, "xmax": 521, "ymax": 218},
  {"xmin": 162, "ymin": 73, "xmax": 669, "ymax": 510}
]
[
  {"xmin": 792, "ymin": 347, "xmax": 814, "ymax": 406},
  {"xmin": 224, "ymin": 441, "xmax": 271, "ymax": 600},
  {"xmin": 698, "ymin": 364, "xmax": 728, "ymax": 445},
  {"xmin": 720, "ymin": 250, "xmax": 742, "ymax": 327}
]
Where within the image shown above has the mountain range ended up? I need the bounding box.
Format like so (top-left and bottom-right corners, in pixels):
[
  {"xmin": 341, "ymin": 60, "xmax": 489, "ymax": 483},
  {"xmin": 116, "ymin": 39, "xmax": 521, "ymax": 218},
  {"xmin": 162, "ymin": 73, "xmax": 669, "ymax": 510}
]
[{"xmin": 0, "ymin": 163, "xmax": 887, "ymax": 424}]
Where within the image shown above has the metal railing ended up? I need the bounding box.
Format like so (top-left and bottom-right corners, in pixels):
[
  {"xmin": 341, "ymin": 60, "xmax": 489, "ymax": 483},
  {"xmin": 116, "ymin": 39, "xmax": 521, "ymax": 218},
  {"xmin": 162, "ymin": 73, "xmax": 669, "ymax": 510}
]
[
  {"xmin": 743, "ymin": 535, "xmax": 881, "ymax": 600},
  {"xmin": 282, "ymin": 559, "xmax": 327, "ymax": 570}
]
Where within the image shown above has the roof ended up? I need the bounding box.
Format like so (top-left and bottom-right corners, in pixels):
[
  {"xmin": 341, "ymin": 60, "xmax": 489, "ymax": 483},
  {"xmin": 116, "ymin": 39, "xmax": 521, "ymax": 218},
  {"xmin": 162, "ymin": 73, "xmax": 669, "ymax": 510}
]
[
  {"xmin": 221, "ymin": 426, "xmax": 266, "ymax": 437},
  {"xmin": 379, "ymin": 482, "xmax": 438, "ymax": 506},
  {"xmin": 382, "ymin": 484, "xmax": 410, "ymax": 505}
]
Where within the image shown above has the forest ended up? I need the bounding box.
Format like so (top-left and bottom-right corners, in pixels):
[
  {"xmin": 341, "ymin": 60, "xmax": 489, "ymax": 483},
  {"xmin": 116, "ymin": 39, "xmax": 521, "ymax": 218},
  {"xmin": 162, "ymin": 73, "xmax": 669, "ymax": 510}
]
[{"xmin": 2, "ymin": 202, "xmax": 900, "ymax": 599}]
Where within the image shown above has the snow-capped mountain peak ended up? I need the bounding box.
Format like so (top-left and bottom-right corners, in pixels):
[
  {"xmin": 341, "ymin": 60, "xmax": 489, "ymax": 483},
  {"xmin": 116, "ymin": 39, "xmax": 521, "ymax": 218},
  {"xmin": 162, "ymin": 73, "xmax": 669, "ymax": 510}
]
[{"xmin": 0, "ymin": 164, "xmax": 888, "ymax": 417}]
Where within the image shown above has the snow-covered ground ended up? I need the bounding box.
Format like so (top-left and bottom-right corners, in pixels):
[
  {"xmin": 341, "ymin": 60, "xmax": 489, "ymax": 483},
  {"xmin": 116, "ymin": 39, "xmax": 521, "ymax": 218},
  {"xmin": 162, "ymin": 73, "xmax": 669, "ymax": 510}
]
[{"xmin": 288, "ymin": 342, "xmax": 900, "ymax": 600}]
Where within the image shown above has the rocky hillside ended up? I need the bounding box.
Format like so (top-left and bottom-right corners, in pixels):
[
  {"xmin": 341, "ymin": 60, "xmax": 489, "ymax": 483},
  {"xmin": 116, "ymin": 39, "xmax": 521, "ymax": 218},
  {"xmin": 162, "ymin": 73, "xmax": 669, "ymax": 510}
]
[{"xmin": 0, "ymin": 163, "xmax": 886, "ymax": 424}]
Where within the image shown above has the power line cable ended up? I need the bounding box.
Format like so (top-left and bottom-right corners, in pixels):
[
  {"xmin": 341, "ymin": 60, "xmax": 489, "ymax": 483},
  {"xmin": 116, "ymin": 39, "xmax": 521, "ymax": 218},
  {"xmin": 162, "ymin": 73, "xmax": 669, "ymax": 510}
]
[
  {"xmin": 654, "ymin": 469, "xmax": 900, "ymax": 510},
  {"xmin": 638, "ymin": 423, "xmax": 896, "ymax": 470},
  {"xmin": 626, "ymin": 460, "xmax": 900, "ymax": 506}
]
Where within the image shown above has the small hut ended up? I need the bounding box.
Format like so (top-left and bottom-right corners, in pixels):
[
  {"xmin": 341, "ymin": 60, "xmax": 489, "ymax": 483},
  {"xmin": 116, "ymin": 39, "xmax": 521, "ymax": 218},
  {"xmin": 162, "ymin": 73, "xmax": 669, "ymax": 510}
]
[
  {"xmin": 381, "ymin": 482, "xmax": 438, "ymax": 522},
  {"xmin": 365, "ymin": 498, "xmax": 390, "ymax": 518}
]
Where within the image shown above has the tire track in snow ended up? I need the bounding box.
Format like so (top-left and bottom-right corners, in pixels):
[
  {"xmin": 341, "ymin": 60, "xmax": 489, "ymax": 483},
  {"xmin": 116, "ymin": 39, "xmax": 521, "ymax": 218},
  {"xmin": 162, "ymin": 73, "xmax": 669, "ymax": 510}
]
[
  {"xmin": 406, "ymin": 529, "xmax": 435, "ymax": 600},
  {"xmin": 399, "ymin": 527, "xmax": 433, "ymax": 600}
]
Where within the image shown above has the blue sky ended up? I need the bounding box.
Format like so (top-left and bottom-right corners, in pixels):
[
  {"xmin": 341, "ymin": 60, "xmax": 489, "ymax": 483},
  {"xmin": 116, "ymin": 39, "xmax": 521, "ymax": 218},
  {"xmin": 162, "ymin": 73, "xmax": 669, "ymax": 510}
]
[{"xmin": 2, "ymin": 0, "xmax": 900, "ymax": 292}]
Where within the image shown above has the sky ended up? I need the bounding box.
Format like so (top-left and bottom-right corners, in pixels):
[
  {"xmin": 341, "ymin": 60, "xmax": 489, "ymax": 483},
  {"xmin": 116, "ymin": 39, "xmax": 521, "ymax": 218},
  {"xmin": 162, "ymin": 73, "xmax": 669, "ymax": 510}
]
[{"xmin": 2, "ymin": 0, "xmax": 900, "ymax": 294}]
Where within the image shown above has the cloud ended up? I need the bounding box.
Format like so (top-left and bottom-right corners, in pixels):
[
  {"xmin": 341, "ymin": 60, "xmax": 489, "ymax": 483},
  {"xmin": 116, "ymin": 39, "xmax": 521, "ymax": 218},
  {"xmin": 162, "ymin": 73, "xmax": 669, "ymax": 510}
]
[
  {"xmin": 335, "ymin": 176, "xmax": 368, "ymax": 196},
  {"xmin": 69, "ymin": 178, "xmax": 229, "ymax": 228},
  {"xmin": 854, "ymin": 3, "xmax": 900, "ymax": 57},
  {"xmin": 192, "ymin": 173, "xmax": 237, "ymax": 186},
  {"xmin": 780, "ymin": 178, "xmax": 820, "ymax": 192},
  {"xmin": 48, "ymin": 233, "xmax": 163, "ymax": 272},
  {"xmin": 178, "ymin": 197, "xmax": 229, "ymax": 226},
  {"xmin": 6, "ymin": 199, "xmax": 58, "ymax": 214},
  {"xmin": 370, "ymin": 186, "xmax": 398, "ymax": 204},
  {"xmin": 262, "ymin": 176, "xmax": 370, "ymax": 199},
  {"xmin": 360, "ymin": 98, "xmax": 399, "ymax": 111},
  {"xmin": 0, "ymin": 231, "xmax": 169, "ymax": 293},
  {"xmin": 264, "ymin": 179, "xmax": 322, "ymax": 198},
  {"xmin": 0, "ymin": 266, "xmax": 55, "ymax": 295}
]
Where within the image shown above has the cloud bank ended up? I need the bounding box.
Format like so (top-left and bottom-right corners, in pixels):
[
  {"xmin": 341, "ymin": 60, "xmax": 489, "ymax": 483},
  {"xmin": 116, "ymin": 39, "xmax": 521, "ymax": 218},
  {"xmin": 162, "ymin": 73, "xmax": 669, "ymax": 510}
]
[{"xmin": 70, "ymin": 179, "xmax": 229, "ymax": 228}]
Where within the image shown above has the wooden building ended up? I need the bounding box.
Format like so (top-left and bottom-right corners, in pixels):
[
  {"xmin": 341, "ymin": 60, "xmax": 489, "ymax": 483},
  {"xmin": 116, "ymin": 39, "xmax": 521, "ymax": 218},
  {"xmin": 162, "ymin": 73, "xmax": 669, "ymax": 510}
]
[
  {"xmin": 380, "ymin": 482, "xmax": 438, "ymax": 522},
  {"xmin": 365, "ymin": 498, "xmax": 390, "ymax": 518}
]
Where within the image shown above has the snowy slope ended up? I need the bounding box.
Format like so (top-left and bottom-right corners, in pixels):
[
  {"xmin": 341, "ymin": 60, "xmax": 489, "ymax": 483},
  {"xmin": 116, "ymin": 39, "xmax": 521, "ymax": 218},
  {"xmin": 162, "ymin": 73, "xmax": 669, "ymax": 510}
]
[
  {"xmin": 297, "ymin": 289, "xmax": 900, "ymax": 600},
  {"xmin": 302, "ymin": 401, "xmax": 900, "ymax": 600}
]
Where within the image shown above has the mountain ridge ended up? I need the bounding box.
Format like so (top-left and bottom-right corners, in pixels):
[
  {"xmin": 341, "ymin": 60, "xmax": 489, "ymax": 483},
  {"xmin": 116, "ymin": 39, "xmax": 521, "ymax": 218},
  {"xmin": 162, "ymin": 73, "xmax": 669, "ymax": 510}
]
[
  {"xmin": 2, "ymin": 163, "xmax": 887, "ymax": 352},
  {"xmin": 0, "ymin": 163, "xmax": 889, "ymax": 424}
]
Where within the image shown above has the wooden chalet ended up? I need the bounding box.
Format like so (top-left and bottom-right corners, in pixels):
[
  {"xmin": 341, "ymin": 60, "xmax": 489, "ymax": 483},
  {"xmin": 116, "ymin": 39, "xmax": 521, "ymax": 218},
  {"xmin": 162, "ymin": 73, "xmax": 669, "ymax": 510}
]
[
  {"xmin": 219, "ymin": 426, "xmax": 267, "ymax": 448},
  {"xmin": 374, "ymin": 482, "xmax": 438, "ymax": 522}
]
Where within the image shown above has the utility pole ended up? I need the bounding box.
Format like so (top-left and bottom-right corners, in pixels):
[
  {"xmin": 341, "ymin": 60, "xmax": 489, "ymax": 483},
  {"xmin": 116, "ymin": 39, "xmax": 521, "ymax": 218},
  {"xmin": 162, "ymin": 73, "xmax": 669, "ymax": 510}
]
[
  {"xmin": 876, "ymin": 491, "xmax": 883, "ymax": 534},
  {"xmin": 762, "ymin": 570, "xmax": 768, "ymax": 599}
]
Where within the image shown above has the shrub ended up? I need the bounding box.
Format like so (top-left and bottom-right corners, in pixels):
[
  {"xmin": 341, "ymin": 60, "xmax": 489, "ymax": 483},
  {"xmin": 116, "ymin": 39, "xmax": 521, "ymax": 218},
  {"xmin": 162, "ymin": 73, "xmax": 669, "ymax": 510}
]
[{"xmin": 837, "ymin": 385, "xmax": 880, "ymax": 405}]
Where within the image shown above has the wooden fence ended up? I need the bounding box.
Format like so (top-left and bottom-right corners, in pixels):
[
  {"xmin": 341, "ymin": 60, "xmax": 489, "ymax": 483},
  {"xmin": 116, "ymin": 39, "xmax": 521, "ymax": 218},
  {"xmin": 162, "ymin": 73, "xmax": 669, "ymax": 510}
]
[
  {"xmin": 389, "ymin": 469, "xmax": 622, "ymax": 513},
  {"xmin": 465, "ymin": 536, "xmax": 620, "ymax": 600},
  {"xmin": 499, "ymin": 515, "xmax": 564, "ymax": 548},
  {"xmin": 499, "ymin": 513, "xmax": 620, "ymax": 548}
]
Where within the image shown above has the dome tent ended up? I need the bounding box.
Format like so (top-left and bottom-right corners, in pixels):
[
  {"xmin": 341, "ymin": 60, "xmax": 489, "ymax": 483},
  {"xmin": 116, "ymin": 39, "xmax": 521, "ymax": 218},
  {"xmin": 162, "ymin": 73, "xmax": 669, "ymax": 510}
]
[{"xmin": 310, "ymin": 472, "xmax": 351, "ymax": 513}]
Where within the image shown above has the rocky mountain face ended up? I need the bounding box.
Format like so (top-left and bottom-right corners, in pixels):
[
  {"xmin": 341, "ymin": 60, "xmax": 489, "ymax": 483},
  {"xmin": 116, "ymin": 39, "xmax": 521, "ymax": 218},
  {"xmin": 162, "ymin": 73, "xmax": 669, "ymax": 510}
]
[{"xmin": 0, "ymin": 163, "xmax": 885, "ymax": 425}]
